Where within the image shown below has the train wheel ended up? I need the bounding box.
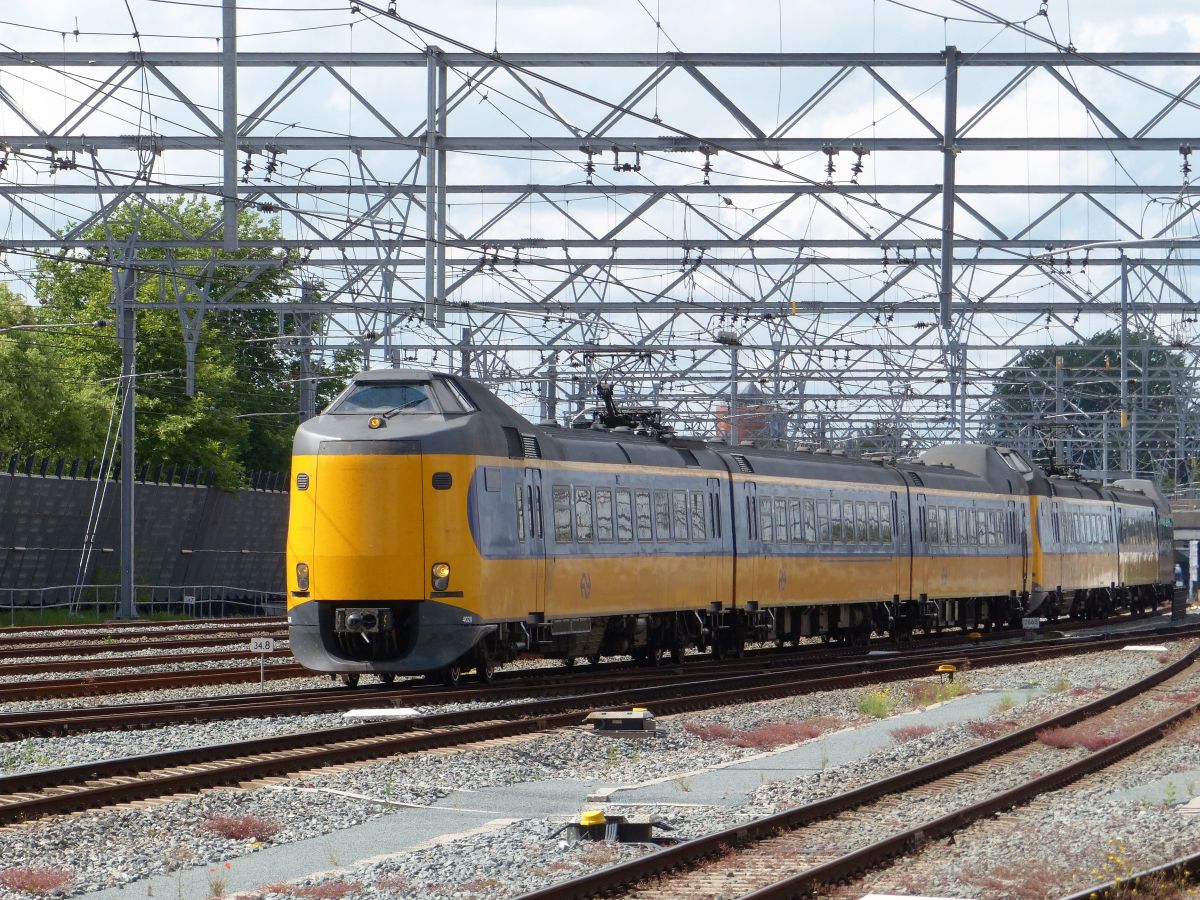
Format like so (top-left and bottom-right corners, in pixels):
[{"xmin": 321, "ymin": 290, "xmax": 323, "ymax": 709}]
[
  {"xmin": 340, "ymin": 673, "xmax": 360, "ymax": 688},
  {"xmin": 442, "ymin": 663, "xmax": 463, "ymax": 688},
  {"xmin": 378, "ymin": 673, "xmax": 396, "ymax": 686},
  {"xmin": 476, "ymin": 653, "xmax": 496, "ymax": 683},
  {"xmin": 587, "ymin": 653, "xmax": 602, "ymax": 667},
  {"xmin": 670, "ymin": 644, "xmax": 684, "ymax": 665},
  {"xmin": 564, "ymin": 656, "xmax": 577, "ymax": 669}
]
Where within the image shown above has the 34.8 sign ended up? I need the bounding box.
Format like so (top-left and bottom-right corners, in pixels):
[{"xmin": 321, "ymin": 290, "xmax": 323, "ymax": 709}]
[{"xmin": 250, "ymin": 637, "xmax": 275, "ymax": 654}]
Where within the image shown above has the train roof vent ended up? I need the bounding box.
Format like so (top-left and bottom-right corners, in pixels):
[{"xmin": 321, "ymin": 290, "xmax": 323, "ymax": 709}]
[
  {"xmin": 908, "ymin": 470, "xmax": 924, "ymax": 487},
  {"xmin": 731, "ymin": 454, "xmax": 753, "ymax": 473},
  {"xmin": 521, "ymin": 434, "xmax": 542, "ymax": 459}
]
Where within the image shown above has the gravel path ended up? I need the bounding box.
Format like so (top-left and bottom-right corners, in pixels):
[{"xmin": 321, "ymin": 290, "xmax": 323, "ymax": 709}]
[{"xmin": 0, "ymin": 641, "xmax": 1190, "ymax": 898}]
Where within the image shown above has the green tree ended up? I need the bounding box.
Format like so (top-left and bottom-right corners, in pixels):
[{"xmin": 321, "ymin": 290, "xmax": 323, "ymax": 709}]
[
  {"xmin": 980, "ymin": 329, "xmax": 1192, "ymax": 482},
  {"xmin": 0, "ymin": 283, "xmax": 112, "ymax": 458},
  {"xmin": 33, "ymin": 196, "xmax": 354, "ymax": 487}
]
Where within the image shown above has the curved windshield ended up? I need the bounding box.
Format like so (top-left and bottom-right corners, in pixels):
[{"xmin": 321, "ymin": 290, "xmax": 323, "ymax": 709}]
[{"xmin": 334, "ymin": 382, "xmax": 437, "ymax": 414}]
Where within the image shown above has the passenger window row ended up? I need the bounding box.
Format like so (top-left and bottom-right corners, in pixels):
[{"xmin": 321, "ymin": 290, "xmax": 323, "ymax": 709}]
[
  {"xmin": 1054, "ymin": 508, "xmax": 1113, "ymax": 546},
  {"xmin": 758, "ymin": 495, "xmax": 895, "ymax": 547},
  {"xmin": 924, "ymin": 504, "xmax": 1013, "ymax": 547},
  {"xmin": 549, "ymin": 484, "xmax": 715, "ymax": 545},
  {"xmin": 1117, "ymin": 510, "xmax": 1155, "ymax": 545}
]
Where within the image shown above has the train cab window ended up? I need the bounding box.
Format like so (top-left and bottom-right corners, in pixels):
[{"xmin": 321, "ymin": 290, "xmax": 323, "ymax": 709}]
[
  {"xmin": 816, "ymin": 499, "xmax": 830, "ymax": 543},
  {"xmin": 516, "ymin": 485, "xmax": 526, "ymax": 543},
  {"xmin": 803, "ymin": 499, "xmax": 817, "ymax": 544},
  {"xmin": 868, "ymin": 503, "xmax": 881, "ymax": 544},
  {"xmin": 334, "ymin": 381, "xmax": 436, "ymax": 414},
  {"xmin": 574, "ymin": 486, "xmax": 595, "ymax": 542},
  {"xmin": 436, "ymin": 378, "xmax": 477, "ymax": 413},
  {"xmin": 759, "ymin": 496, "xmax": 774, "ymax": 543},
  {"xmin": 595, "ymin": 488, "xmax": 614, "ymax": 543},
  {"xmin": 775, "ymin": 498, "xmax": 788, "ymax": 543},
  {"xmin": 672, "ymin": 490, "xmax": 689, "ymax": 542},
  {"xmin": 635, "ymin": 490, "xmax": 653, "ymax": 541},
  {"xmin": 654, "ymin": 490, "xmax": 671, "ymax": 541},
  {"xmin": 789, "ymin": 499, "xmax": 804, "ymax": 544},
  {"xmin": 690, "ymin": 491, "xmax": 707, "ymax": 542},
  {"xmin": 615, "ymin": 489, "xmax": 634, "ymax": 543},
  {"xmin": 552, "ymin": 485, "xmax": 573, "ymax": 543}
]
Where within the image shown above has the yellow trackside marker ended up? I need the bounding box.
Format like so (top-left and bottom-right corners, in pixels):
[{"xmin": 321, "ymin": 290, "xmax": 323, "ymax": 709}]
[
  {"xmin": 579, "ymin": 810, "xmax": 606, "ymax": 827},
  {"xmin": 937, "ymin": 663, "xmax": 957, "ymax": 683},
  {"xmin": 967, "ymin": 631, "xmax": 982, "ymax": 642}
]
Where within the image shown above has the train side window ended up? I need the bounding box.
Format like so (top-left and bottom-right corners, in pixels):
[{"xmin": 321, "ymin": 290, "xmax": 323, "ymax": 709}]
[
  {"xmin": 595, "ymin": 488, "xmax": 614, "ymax": 543},
  {"xmin": 516, "ymin": 484, "xmax": 526, "ymax": 543},
  {"xmin": 532, "ymin": 485, "xmax": 543, "ymax": 537},
  {"xmin": 635, "ymin": 490, "xmax": 653, "ymax": 541},
  {"xmin": 775, "ymin": 498, "xmax": 788, "ymax": 543},
  {"xmin": 690, "ymin": 491, "xmax": 707, "ymax": 542},
  {"xmin": 803, "ymin": 499, "xmax": 817, "ymax": 543},
  {"xmin": 924, "ymin": 506, "xmax": 935, "ymax": 544},
  {"xmin": 574, "ymin": 486, "xmax": 595, "ymax": 542},
  {"xmin": 852, "ymin": 501, "xmax": 865, "ymax": 544},
  {"xmin": 709, "ymin": 489, "xmax": 722, "ymax": 539},
  {"xmin": 868, "ymin": 503, "xmax": 881, "ymax": 544},
  {"xmin": 654, "ymin": 490, "xmax": 671, "ymax": 541},
  {"xmin": 817, "ymin": 499, "xmax": 830, "ymax": 543},
  {"xmin": 830, "ymin": 500, "xmax": 843, "ymax": 543},
  {"xmin": 790, "ymin": 498, "xmax": 804, "ymax": 544},
  {"xmin": 552, "ymin": 485, "xmax": 573, "ymax": 543},
  {"xmin": 881, "ymin": 504, "xmax": 893, "ymax": 543},
  {"xmin": 615, "ymin": 489, "xmax": 634, "ymax": 543},
  {"xmin": 759, "ymin": 495, "xmax": 775, "ymax": 543},
  {"xmin": 946, "ymin": 507, "xmax": 958, "ymax": 545},
  {"xmin": 672, "ymin": 490, "xmax": 689, "ymax": 541},
  {"xmin": 938, "ymin": 507, "xmax": 950, "ymax": 546}
]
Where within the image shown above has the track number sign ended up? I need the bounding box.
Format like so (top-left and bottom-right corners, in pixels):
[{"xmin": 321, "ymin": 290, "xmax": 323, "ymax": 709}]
[
  {"xmin": 1021, "ymin": 617, "xmax": 1041, "ymax": 631},
  {"xmin": 250, "ymin": 637, "xmax": 275, "ymax": 653}
]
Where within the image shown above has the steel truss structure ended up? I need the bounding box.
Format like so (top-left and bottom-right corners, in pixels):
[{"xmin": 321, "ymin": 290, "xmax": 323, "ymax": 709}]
[{"xmin": 2, "ymin": 4, "xmax": 1200, "ymax": 487}]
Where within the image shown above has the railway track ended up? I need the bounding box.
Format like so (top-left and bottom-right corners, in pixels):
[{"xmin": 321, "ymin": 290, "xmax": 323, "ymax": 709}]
[
  {"xmin": 518, "ymin": 646, "xmax": 1200, "ymax": 900},
  {"xmin": 0, "ymin": 625, "xmax": 288, "ymax": 657},
  {"xmin": 0, "ymin": 616, "xmax": 282, "ymax": 636},
  {"xmin": 0, "ymin": 626, "xmax": 1186, "ymax": 738},
  {"xmin": 0, "ymin": 630, "xmax": 1192, "ymax": 827}
]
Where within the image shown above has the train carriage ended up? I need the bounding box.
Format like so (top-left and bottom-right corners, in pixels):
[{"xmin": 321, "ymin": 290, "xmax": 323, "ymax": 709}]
[{"xmin": 286, "ymin": 369, "xmax": 1176, "ymax": 685}]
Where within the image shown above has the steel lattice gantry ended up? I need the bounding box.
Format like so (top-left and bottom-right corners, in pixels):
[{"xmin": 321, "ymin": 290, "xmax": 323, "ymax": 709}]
[{"xmin": 2, "ymin": 26, "xmax": 1200, "ymax": 479}]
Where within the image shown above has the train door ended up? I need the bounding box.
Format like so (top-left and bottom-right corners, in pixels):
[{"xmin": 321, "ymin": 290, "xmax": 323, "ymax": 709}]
[
  {"xmin": 734, "ymin": 480, "xmax": 760, "ymax": 608},
  {"xmin": 1009, "ymin": 500, "xmax": 1027, "ymax": 594},
  {"xmin": 707, "ymin": 477, "xmax": 731, "ymax": 604},
  {"xmin": 522, "ymin": 467, "xmax": 545, "ymax": 617}
]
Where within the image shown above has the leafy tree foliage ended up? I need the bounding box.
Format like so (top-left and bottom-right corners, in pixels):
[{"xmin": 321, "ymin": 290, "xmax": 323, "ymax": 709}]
[
  {"xmin": 29, "ymin": 196, "xmax": 355, "ymax": 487},
  {"xmin": 980, "ymin": 329, "xmax": 1192, "ymax": 479},
  {"xmin": 0, "ymin": 283, "xmax": 112, "ymax": 457}
]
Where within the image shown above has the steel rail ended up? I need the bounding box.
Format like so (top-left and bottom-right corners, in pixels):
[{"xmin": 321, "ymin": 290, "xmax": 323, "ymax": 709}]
[
  {"xmin": 0, "ymin": 632, "xmax": 1192, "ymax": 827},
  {"xmin": 518, "ymin": 646, "xmax": 1200, "ymax": 900},
  {"xmin": 0, "ymin": 616, "xmax": 282, "ymax": 635},
  {"xmin": 0, "ymin": 624, "xmax": 1174, "ymax": 735},
  {"xmin": 0, "ymin": 647, "xmax": 293, "ymax": 677},
  {"xmin": 0, "ymin": 629, "xmax": 288, "ymax": 658}
]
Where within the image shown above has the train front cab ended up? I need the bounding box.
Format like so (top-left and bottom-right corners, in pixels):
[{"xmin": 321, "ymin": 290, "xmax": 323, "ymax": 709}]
[{"xmin": 286, "ymin": 372, "xmax": 498, "ymax": 681}]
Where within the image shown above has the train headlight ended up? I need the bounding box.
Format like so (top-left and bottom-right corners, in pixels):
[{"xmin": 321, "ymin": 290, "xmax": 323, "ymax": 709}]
[
  {"xmin": 296, "ymin": 562, "xmax": 310, "ymax": 592},
  {"xmin": 368, "ymin": 416, "xmax": 385, "ymax": 429},
  {"xmin": 431, "ymin": 562, "xmax": 451, "ymax": 591}
]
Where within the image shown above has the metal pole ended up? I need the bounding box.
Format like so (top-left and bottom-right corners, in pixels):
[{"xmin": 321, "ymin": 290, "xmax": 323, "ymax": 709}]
[
  {"xmin": 729, "ymin": 345, "xmax": 739, "ymax": 446},
  {"xmin": 117, "ymin": 268, "xmax": 138, "ymax": 620},
  {"xmin": 460, "ymin": 327, "xmax": 471, "ymax": 377},
  {"xmin": 1120, "ymin": 254, "xmax": 1130, "ymax": 475},
  {"xmin": 298, "ymin": 282, "xmax": 316, "ymax": 422},
  {"xmin": 1102, "ymin": 412, "xmax": 1109, "ymax": 482},
  {"xmin": 424, "ymin": 46, "xmax": 438, "ymax": 322},
  {"xmin": 938, "ymin": 45, "xmax": 961, "ymax": 440},
  {"xmin": 436, "ymin": 55, "xmax": 448, "ymax": 328},
  {"xmin": 1054, "ymin": 355, "xmax": 1065, "ymax": 468},
  {"xmin": 547, "ymin": 355, "xmax": 558, "ymax": 423},
  {"xmin": 221, "ymin": 0, "xmax": 239, "ymax": 252}
]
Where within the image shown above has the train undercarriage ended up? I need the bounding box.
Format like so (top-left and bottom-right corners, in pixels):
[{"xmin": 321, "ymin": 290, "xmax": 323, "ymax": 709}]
[{"xmin": 298, "ymin": 582, "xmax": 1171, "ymax": 687}]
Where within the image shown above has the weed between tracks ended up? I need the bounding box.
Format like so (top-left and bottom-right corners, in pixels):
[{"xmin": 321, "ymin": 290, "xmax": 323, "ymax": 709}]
[
  {"xmin": 202, "ymin": 814, "xmax": 281, "ymax": 842},
  {"xmin": 890, "ymin": 724, "xmax": 937, "ymax": 742},
  {"xmin": 683, "ymin": 719, "xmax": 825, "ymax": 749},
  {"xmin": 0, "ymin": 867, "xmax": 74, "ymax": 895}
]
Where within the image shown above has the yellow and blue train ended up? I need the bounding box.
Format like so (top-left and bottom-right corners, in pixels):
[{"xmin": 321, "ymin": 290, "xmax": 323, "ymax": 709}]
[{"xmin": 286, "ymin": 369, "xmax": 1175, "ymax": 685}]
